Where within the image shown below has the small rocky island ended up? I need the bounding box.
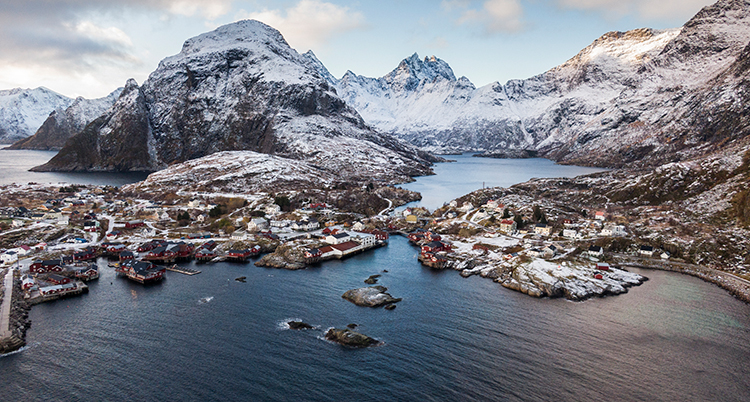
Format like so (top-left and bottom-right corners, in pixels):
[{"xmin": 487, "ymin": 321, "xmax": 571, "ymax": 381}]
[
  {"xmin": 325, "ymin": 328, "xmax": 380, "ymax": 348},
  {"xmin": 342, "ymin": 286, "xmax": 402, "ymax": 308}
]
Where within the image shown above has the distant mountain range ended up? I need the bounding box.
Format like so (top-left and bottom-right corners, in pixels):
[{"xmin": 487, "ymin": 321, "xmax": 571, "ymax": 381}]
[
  {"xmin": 1, "ymin": 0, "xmax": 747, "ymax": 180},
  {"xmin": 0, "ymin": 87, "xmax": 74, "ymax": 144},
  {"xmin": 318, "ymin": 0, "xmax": 750, "ymax": 168}
]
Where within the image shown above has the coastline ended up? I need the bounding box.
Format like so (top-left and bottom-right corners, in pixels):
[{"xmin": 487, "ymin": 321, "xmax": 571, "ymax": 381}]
[{"xmin": 615, "ymin": 254, "xmax": 750, "ymax": 304}]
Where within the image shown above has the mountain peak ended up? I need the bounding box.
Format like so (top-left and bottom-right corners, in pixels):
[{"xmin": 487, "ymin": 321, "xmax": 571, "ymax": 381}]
[
  {"xmin": 384, "ymin": 52, "xmax": 457, "ymax": 92},
  {"xmin": 179, "ymin": 19, "xmax": 289, "ymax": 56}
]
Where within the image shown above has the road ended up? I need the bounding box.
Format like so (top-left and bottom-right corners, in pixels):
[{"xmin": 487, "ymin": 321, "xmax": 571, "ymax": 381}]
[
  {"xmin": 0, "ymin": 268, "xmax": 14, "ymax": 339},
  {"xmin": 613, "ymin": 253, "xmax": 750, "ymax": 287},
  {"xmin": 378, "ymin": 198, "xmax": 393, "ymax": 216}
]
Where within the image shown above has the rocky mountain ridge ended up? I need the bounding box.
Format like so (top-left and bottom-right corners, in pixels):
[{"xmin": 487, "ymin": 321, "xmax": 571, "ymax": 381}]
[
  {"xmin": 7, "ymin": 88, "xmax": 122, "ymax": 150},
  {"xmin": 33, "ymin": 20, "xmax": 435, "ymax": 185},
  {"xmin": 325, "ymin": 0, "xmax": 750, "ymax": 169},
  {"xmin": 0, "ymin": 87, "xmax": 74, "ymax": 144}
]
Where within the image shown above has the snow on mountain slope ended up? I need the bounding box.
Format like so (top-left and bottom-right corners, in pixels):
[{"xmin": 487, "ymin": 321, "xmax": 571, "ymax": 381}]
[
  {"xmin": 8, "ymin": 88, "xmax": 122, "ymax": 150},
  {"xmin": 544, "ymin": 0, "xmax": 750, "ymax": 167},
  {"xmin": 125, "ymin": 150, "xmax": 338, "ymax": 194},
  {"xmin": 35, "ymin": 20, "xmax": 434, "ymax": 184},
  {"xmin": 0, "ymin": 87, "xmax": 73, "ymax": 144},
  {"xmin": 331, "ymin": 28, "xmax": 680, "ymax": 155}
]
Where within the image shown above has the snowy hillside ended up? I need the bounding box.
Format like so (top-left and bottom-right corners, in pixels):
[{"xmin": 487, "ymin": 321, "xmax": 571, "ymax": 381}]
[
  {"xmin": 0, "ymin": 87, "xmax": 73, "ymax": 144},
  {"xmin": 8, "ymin": 88, "xmax": 122, "ymax": 150},
  {"xmin": 35, "ymin": 20, "xmax": 434, "ymax": 185}
]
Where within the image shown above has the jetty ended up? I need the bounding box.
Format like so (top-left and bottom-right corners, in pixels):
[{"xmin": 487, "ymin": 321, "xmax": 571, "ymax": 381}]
[
  {"xmin": 166, "ymin": 265, "xmax": 201, "ymax": 276},
  {"xmin": 1, "ymin": 269, "xmax": 14, "ymax": 340}
]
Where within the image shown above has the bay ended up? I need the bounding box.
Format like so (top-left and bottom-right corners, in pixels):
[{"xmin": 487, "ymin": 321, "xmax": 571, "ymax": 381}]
[
  {"xmin": 0, "ymin": 149, "xmax": 148, "ymax": 187},
  {"xmin": 0, "ymin": 151, "xmax": 748, "ymax": 402}
]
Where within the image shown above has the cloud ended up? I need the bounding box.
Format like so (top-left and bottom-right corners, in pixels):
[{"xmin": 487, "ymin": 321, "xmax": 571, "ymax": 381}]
[
  {"xmin": 555, "ymin": 0, "xmax": 714, "ymax": 21},
  {"xmin": 236, "ymin": 0, "xmax": 366, "ymax": 50},
  {"xmin": 449, "ymin": 0, "xmax": 525, "ymax": 34},
  {"xmin": 0, "ymin": 0, "xmax": 235, "ymax": 96}
]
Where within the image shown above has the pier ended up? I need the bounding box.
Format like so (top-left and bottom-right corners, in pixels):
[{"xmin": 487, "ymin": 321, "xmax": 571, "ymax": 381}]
[
  {"xmin": 1, "ymin": 268, "xmax": 13, "ymax": 339},
  {"xmin": 166, "ymin": 265, "xmax": 201, "ymax": 275}
]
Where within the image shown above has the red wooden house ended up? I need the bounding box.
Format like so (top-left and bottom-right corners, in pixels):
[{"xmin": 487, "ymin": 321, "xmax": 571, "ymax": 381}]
[
  {"xmin": 118, "ymin": 260, "xmax": 165, "ymax": 283},
  {"xmin": 421, "ymin": 241, "xmax": 450, "ymax": 253},
  {"xmin": 119, "ymin": 250, "xmax": 135, "ymax": 262},
  {"xmin": 125, "ymin": 220, "xmax": 144, "ymax": 229},
  {"xmin": 47, "ymin": 274, "xmax": 71, "ymax": 285},
  {"xmin": 75, "ymin": 264, "xmax": 99, "ymax": 281}
]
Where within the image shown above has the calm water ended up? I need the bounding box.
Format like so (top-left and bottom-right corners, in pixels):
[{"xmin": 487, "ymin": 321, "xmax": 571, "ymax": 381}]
[
  {"xmin": 1, "ymin": 152, "xmax": 749, "ymax": 401},
  {"xmin": 0, "ymin": 149, "xmax": 148, "ymax": 186},
  {"xmin": 401, "ymin": 154, "xmax": 606, "ymax": 210}
]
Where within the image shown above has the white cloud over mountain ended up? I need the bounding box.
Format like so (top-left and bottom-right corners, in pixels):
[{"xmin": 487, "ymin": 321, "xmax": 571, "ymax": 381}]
[{"xmin": 236, "ymin": 0, "xmax": 366, "ymax": 50}]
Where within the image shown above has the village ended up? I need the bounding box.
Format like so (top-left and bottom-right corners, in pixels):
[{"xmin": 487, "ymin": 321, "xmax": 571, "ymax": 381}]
[
  {"xmin": 3, "ymin": 179, "xmax": 750, "ymax": 352},
  {"xmin": 0, "ymin": 181, "xmax": 692, "ymax": 300}
]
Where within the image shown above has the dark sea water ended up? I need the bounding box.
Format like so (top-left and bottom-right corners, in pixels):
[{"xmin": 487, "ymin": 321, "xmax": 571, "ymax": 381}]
[
  {"xmin": 1, "ymin": 151, "xmax": 749, "ymax": 401},
  {"xmin": 0, "ymin": 149, "xmax": 148, "ymax": 186}
]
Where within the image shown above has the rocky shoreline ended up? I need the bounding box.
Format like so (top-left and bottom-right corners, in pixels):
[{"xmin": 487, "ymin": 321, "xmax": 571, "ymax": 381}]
[
  {"xmin": 0, "ymin": 274, "xmax": 32, "ymax": 355},
  {"xmin": 616, "ymin": 255, "xmax": 750, "ymax": 304}
]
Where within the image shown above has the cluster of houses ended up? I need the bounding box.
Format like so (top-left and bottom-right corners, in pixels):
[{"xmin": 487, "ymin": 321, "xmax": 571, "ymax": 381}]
[
  {"xmin": 407, "ymin": 229, "xmax": 452, "ymax": 267},
  {"xmin": 304, "ymin": 228, "xmax": 388, "ymax": 263}
]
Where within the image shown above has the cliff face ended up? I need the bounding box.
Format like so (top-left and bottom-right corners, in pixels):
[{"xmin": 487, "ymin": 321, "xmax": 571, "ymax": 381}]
[
  {"xmin": 35, "ymin": 20, "xmax": 433, "ymax": 184},
  {"xmin": 33, "ymin": 80, "xmax": 154, "ymax": 171}
]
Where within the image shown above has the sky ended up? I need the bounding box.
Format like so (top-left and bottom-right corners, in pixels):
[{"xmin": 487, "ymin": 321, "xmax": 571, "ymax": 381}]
[{"xmin": 0, "ymin": 0, "xmax": 716, "ymax": 99}]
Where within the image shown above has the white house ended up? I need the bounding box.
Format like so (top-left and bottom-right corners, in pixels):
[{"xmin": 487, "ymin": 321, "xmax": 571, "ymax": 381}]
[
  {"xmin": 534, "ymin": 224, "xmax": 552, "ymax": 236},
  {"xmin": 1, "ymin": 251, "xmax": 18, "ymax": 265},
  {"xmin": 594, "ymin": 211, "xmax": 606, "ymax": 221},
  {"xmin": 11, "ymin": 219, "xmax": 25, "ymax": 228},
  {"xmin": 326, "ymin": 232, "xmax": 351, "ymax": 245},
  {"xmin": 352, "ymin": 233, "xmax": 377, "ymax": 248},
  {"xmin": 563, "ymin": 229, "xmax": 578, "ymax": 239},
  {"xmin": 588, "ymin": 245, "xmax": 604, "ymax": 257},
  {"xmin": 292, "ymin": 218, "xmax": 319, "ymax": 231},
  {"xmin": 231, "ymin": 230, "xmax": 250, "ymax": 241},
  {"xmin": 188, "ymin": 199, "xmax": 202, "ymax": 208},
  {"xmin": 612, "ymin": 225, "xmax": 627, "ymax": 236},
  {"xmin": 639, "ymin": 245, "xmax": 654, "ymax": 257},
  {"xmin": 247, "ymin": 218, "xmax": 268, "ymax": 232},
  {"xmin": 265, "ymin": 204, "xmax": 281, "ymax": 216},
  {"xmin": 460, "ymin": 202, "xmax": 474, "ymax": 212},
  {"xmin": 352, "ymin": 221, "xmax": 366, "ymax": 232},
  {"xmin": 542, "ymin": 244, "xmax": 558, "ymax": 259}
]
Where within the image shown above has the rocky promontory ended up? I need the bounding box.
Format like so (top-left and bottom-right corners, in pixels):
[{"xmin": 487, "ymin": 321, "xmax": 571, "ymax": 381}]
[
  {"xmin": 255, "ymin": 244, "xmax": 307, "ymax": 270},
  {"xmin": 325, "ymin": 328, "xmax": 380, "ymax": 348},
  {"xmin": 342, "ymin": 286, "xmax": 402, "ymax": 308}
]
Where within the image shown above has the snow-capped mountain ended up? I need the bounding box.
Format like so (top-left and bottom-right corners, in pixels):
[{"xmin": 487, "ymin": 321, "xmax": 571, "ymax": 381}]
[
  {"xmin": 325, "ymin": 28, "xmax": 680, "ymax": 156},
  {"xmin": 326, "ymin": 0, "xmax": 750, "ymax": 168},
  {"xmin": 8, "ymin": 88, "xmax": 122, "ymax": 150},
  {"xmin": 0, "ymin": 87, "xmax": 74, "ymax": 144},
  {"xmin": 544, "ymin": 0, "xmax": 750, "ymax": 167},
  {"xmin": 35, "ymin": 20, "xmax": 435, "ymax": 184}
]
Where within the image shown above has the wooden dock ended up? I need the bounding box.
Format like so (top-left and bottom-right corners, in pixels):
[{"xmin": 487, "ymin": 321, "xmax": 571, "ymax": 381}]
[{"xmin": 166, "ymin": 265, "xmax": 201, "ymax": 276}]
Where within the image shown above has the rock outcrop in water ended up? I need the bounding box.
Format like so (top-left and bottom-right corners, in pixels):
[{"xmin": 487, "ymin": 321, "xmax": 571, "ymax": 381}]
[
  {"xmin": 325, "ymin": 328, "xmax": 380, "ymax": 347},
  {"xmin": 342, "ymin": 286, "xmax": 401, "ymax": 307}
]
